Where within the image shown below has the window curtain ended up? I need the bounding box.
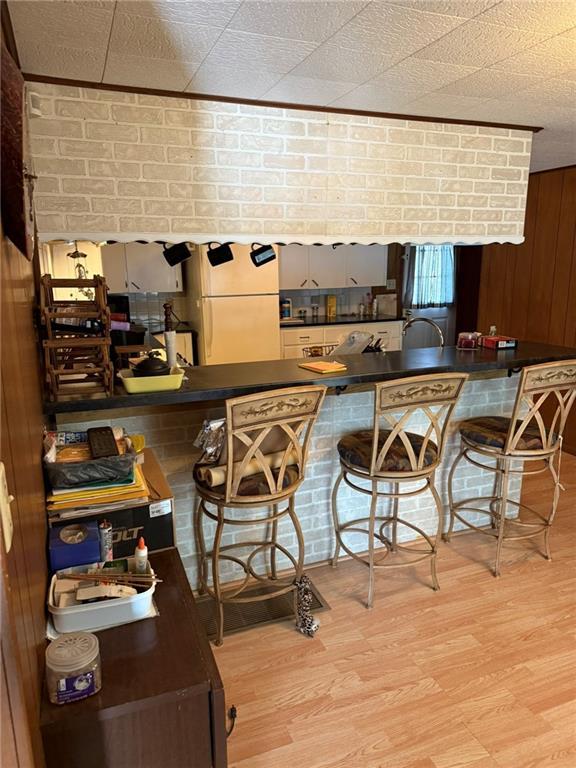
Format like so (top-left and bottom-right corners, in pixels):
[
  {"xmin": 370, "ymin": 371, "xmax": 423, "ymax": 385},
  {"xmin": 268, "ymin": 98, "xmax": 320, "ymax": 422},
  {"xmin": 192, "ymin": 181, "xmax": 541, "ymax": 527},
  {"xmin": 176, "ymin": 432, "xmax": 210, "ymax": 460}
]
[{"xmin": 403, "ymin": 245, "xmax": 455, "ymax": 309}]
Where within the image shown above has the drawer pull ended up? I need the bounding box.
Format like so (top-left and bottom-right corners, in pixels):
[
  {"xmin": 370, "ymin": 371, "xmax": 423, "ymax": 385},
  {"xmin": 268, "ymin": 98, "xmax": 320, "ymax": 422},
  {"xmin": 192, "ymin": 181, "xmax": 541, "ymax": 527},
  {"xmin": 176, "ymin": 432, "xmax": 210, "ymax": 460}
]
[
  {"xmin": 312, "ymin": 279, "xmax": 319, "ymax": 287},
  {"xmin": 299, "ymin": 336, "xmax": 310, "ymax": 340},
  {"xmin": 300, "ymin": 279, "xmax": 308, "ymax": 287},
  {"xmin": 350, "ymin": 277, "xmax": 358, "ymax": 285}
]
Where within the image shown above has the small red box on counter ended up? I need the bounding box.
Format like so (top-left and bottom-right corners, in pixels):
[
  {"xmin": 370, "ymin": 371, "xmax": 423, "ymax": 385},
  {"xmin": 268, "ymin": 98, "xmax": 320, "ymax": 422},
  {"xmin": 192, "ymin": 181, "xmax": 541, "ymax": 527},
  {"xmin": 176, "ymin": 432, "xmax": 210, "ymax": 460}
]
[{"xmin": 480, "ymin": 335, "xmax": 518, "ymax": 350}]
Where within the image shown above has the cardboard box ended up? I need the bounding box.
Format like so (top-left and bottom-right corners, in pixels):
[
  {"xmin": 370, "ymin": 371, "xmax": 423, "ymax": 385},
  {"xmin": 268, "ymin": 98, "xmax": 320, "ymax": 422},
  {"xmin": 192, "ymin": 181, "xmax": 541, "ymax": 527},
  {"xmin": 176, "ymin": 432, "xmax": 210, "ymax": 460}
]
[{"xmin": 48, "ymin": 449, "xmax": 175, "ymax": 559}]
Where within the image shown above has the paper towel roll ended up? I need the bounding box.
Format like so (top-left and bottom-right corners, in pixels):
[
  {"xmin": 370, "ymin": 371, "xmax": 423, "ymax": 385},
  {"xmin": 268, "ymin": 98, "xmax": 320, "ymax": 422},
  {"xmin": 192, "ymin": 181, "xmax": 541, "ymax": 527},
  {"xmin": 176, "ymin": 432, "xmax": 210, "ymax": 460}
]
[
  {"xmin": 197, "ymin": 449, "xmax": 298, "ymax": 487},
  {"xmin": 164, "ymin": 330, "xmax": 177, "ymax": 368}
]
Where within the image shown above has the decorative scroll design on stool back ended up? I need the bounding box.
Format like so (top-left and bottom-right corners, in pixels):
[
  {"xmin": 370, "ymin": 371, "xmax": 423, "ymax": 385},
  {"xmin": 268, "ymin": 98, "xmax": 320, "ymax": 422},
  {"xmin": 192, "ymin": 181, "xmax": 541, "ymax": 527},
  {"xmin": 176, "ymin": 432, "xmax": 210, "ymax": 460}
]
[
  {"xmin": 506, "ymin": 360, "xmax": 576, "ymax": 455},
  {"xmin": 225, "ymin": 385, "xmax": 327, "ymax": 503},
  {"xmin": 372, "ymin": 373, "xmax": 469, "ymax": 476}
]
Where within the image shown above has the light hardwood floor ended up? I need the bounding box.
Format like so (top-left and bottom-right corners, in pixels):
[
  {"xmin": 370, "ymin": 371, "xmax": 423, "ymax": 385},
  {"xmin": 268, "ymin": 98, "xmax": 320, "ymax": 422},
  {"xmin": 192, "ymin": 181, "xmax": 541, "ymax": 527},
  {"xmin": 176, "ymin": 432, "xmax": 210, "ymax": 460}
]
[{"xmin": 214, "ymin": 455, "xmax": 576, "ymax": 768}]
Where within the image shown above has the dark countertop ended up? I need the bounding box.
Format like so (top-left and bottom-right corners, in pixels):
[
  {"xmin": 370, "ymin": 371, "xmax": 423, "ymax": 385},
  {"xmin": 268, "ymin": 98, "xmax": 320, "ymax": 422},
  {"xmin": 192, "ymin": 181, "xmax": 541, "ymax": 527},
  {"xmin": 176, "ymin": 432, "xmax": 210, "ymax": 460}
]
[
  {"xmin": 44, "ymin": 342, "xmax": 576, "ymax": 416},
  {"xmin": 281, "ymin": 313, "xmax": 401, "ymax": 328}
]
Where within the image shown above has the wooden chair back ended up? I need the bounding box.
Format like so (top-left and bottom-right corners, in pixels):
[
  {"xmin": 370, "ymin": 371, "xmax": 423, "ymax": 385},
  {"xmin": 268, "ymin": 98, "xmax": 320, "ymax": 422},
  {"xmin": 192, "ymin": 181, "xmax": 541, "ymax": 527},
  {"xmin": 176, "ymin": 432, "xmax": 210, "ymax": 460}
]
[
  {"xmin": 506, "ymin": 359, "xmax": 576, "ymax": 455},
  {"xmin": 224, "ymin": 385, "xmax": 326, "ymax": 503},
  {"xmin": 371, "ymin": 373, "xmax": 469, "ymax": 476}
]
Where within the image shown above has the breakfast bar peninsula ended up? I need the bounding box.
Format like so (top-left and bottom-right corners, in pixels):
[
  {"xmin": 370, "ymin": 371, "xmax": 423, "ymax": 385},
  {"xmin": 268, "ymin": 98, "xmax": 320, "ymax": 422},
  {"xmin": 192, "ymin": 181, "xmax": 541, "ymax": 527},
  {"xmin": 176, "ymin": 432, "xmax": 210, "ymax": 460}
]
[{"xmin": 48, "ymin": 342, "xmax": 576, "ymax": 587}]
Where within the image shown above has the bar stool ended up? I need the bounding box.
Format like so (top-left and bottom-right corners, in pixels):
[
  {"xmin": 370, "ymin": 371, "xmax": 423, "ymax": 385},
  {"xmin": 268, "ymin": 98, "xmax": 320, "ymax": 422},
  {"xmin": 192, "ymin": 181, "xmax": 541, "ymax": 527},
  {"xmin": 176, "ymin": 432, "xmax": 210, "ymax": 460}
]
[
  {"xmin": 194, "ymin": 385, "xmax": 326, "ymax": 645},
  {"xmin": 331, "ymin": 373, "xmax": 468, "ymax": 608},
  {"xmin": 446, "ymin": 360, "xmax": 576, "ymax": 576}
]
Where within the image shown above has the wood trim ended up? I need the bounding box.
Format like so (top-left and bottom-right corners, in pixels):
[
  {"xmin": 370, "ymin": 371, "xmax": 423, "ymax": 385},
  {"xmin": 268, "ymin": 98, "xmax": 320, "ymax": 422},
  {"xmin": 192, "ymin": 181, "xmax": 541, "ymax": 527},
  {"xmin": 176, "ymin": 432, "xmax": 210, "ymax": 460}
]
[
  {"xmin": 22, "ymin": 73, "xmax": 543, "ymax": 133},
  {"xmin": 476, "ymin": 166, "xmax": 576, "ymax": 454},
  {"xmin": 0, "ymin": 1, "xmax": 19, "ymax": 68}
]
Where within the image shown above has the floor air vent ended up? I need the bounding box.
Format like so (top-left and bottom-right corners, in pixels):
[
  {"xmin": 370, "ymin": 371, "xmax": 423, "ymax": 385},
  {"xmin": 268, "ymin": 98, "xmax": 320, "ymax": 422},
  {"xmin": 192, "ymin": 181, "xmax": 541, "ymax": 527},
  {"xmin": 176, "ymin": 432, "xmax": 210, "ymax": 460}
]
[{"xmin": 195, "ymin": 580, "xmax": 330, "ymax": 640}]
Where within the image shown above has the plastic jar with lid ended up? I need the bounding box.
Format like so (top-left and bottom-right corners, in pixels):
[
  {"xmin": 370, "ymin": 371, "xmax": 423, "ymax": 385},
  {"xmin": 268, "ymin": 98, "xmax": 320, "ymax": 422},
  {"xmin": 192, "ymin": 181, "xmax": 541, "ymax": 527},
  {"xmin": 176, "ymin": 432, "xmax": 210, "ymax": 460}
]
[{"xmin": 46, "ymin": 632, "xmax": 102, "ymax": 705}]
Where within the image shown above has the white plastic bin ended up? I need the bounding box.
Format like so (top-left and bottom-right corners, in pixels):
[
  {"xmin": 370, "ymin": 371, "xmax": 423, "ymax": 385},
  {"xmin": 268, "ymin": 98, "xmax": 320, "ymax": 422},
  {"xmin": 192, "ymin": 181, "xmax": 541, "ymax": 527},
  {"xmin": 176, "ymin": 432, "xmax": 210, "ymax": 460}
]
[{"xmin": 48, "ymin": 559, "xmax": 155, "ymax": 634}]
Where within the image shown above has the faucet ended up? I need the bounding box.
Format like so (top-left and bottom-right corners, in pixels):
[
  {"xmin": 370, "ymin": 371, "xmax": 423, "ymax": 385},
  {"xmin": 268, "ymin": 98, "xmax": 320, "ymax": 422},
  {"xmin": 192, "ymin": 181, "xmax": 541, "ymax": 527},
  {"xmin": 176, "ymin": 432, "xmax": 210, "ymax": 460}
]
[{"xmin": 402, "ymin": 316, "xmax": 445, "ymax": 347}]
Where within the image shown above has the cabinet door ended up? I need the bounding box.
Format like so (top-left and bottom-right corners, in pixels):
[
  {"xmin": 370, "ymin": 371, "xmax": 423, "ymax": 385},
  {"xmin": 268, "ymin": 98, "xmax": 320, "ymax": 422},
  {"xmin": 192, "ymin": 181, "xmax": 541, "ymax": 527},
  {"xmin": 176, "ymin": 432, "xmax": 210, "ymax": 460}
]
[
  {"xmin": 125, "ymin": 243, "xmax": 183, "ymax": 293},
  {"xmin": 282, "ymin": 344, "xmax": 310, "ymax": 359},
  {"xmin": 309, "ymin": 245, "xmax": 347, "ymax": 289},
  {"xmin": 370, "ymin": 321, "xmax": 403, "ymax": 351},
  {"xmin": 346, "ymin": 245, "xmax": 388, "ymax": 288},
  {"xmin": 279, "ymin": 245, "xmax": 309, "ymax": 289},
  {"xmin": 100, "ymin": 244, "xmax": 128, "ymax": 293}
]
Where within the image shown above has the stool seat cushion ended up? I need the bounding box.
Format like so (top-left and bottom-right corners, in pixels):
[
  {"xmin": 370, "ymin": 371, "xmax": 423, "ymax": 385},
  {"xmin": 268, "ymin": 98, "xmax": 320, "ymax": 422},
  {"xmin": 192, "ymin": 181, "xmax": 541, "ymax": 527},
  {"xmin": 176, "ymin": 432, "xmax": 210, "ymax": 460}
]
[
  {"xmin": 194, "ymin": 463, "xmax": 300, "ymax": 499},
  {"xmin": 337, "ymin": 430, "xmax": 438, "ymax": 473},
  {"xmin": 459, "ymin": 416, "xmax": 545, "ymax": 450}
]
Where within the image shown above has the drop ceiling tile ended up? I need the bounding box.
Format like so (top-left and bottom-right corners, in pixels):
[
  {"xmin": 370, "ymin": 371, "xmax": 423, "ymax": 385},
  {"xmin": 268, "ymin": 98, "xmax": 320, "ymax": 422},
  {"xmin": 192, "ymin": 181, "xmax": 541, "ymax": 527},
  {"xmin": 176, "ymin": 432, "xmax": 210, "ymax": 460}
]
[
  {"xmin": 199, "ymin": 29, "xmax": 317, "ymax": 74},
  {"xmin": 186, "ymin": 64, "xmax": 283, "ymax": 99},
  {"xmin": 17, "ymin": 43, "xmax": 107, "ymax": 80},
  {"xmin": 402, "ymin": 93, "xmax": 490, "ymax": 118},
  {"xmin": 9, "ymin": 0, "xmax": 113, "ymax": 77},
  {"xmin": 505, "ymin": 78, "xmax": 576, "ymax": 108},
  {"xmin": 329, "ymin": 83, "xmax": 426, "ymax": 112},
  {"xmin": 108, "ymin": 11, "xmax": 223, "ymax": 61},
  {"xmin": 386, "ymin": 0, "xmax": 500, "ymax": 17},
  {"xmin": 290, "ymin": 44, "xmax": 399, "ymax": 83},
  {"xmin": 327, "ymin": 2, "xmax": 466, "ymax": 58},
  {"xmin": 120, "ymin": 1, "xmax": 242, "ymax": 27},
  {"xmin": 413, "ymin": 20, "xmax": 549, "ymax": 67},
  {"xmin": 228, "ymin": 1, "xmax": 365, "ymax": 43},
  {"xmin": 438, "ymin": 69, "xmax": 542, "ymax": 98},
  {"xmin": 530, "ymin": 136, "xmax": 576, "ymax": 171},
  {"xmin": 263, "ymin": 75, "xmax": 354, "ymax": 105},
  {"xmin": 104, "ymin": 53, "xmax": 202, "ymax": 91},
  {"xmin": 371, "ymin": 58, "xmax": 478, "ymax": 91},
  {"xmin": 475, "ymin": 0, "xmax": 576, "ymax": 36},
  {"xmin": 488, "ymin": 33, "xmax": 576, "ymax": 77}
]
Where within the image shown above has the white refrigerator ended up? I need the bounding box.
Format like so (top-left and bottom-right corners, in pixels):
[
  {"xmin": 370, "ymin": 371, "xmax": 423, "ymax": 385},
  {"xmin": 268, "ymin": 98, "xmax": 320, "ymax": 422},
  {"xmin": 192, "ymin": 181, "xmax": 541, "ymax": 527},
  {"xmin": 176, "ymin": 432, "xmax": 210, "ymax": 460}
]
[{"xmin": 185, "ymin": 244, "xmax": 281, "ymax": 365}]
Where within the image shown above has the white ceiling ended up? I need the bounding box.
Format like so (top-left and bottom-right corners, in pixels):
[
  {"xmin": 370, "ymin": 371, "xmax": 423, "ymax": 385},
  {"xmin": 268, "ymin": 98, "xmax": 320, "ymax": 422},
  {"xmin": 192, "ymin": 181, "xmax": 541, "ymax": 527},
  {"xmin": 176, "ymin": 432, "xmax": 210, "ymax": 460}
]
[{"xmin": 8, "ymin": 0, "xmax": 576, "ymax": 171}]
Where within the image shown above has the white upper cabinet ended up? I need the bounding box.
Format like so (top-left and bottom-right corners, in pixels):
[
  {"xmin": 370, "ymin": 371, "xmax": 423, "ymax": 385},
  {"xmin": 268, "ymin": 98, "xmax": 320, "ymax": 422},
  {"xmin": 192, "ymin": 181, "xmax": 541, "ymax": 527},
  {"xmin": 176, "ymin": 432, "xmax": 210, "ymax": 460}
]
[
  {"xmin": 101, "ymin": 243, "xmax": 182, "ymax": 294},
  {"xmin": 345, "ymin": 245, "xmax": 388, "ymax": 288},
  {"xmin": 279, "ymin": 244, "xmax": 310, "ymax": 289},
  {"xmin": 309, "ymin": 245, "xmax": 347, "ymax": 289},
  {"xmin": 279, "ymin": 244, "xmax": 387, "ymax": 291},
  {"xmin": 100, "ymin": 243, "xmax": 128, "ymax": 293}
]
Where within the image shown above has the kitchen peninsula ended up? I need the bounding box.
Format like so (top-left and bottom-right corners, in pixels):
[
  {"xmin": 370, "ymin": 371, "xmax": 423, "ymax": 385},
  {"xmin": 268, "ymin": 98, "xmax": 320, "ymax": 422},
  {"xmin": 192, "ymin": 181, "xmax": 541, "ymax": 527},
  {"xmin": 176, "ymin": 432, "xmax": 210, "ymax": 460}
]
[
  {"xmin": 44, "ymin": 342, "xmax": 576, "ymax": 415},
  {"xmin": 47, "ymin": 342, "xmax": 576, "ymax": 591}
]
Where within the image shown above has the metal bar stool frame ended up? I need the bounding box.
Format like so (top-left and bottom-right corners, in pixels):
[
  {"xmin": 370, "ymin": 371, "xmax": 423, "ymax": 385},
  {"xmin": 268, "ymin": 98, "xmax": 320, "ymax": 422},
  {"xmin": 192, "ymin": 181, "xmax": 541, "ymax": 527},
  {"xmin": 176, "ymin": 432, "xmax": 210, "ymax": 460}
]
[
  {"xmin": 194, "ymin": 385, "xmax": 326, "ymax": 645},
  {"xmin": 332, "ymin": 373, "xmax": 468, "ymax": 608},
  {"xmin": 445, "ymin": 360, "xmax": 576, "ymax": 576}
]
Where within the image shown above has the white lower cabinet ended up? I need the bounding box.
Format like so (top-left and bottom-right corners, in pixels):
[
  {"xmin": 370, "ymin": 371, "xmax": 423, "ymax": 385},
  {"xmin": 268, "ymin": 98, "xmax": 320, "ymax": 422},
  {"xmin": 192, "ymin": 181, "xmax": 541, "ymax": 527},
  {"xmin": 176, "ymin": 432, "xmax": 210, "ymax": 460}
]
[{"xmin": 281, "ymin": 321, "xmax": 402, "ymax": 358}]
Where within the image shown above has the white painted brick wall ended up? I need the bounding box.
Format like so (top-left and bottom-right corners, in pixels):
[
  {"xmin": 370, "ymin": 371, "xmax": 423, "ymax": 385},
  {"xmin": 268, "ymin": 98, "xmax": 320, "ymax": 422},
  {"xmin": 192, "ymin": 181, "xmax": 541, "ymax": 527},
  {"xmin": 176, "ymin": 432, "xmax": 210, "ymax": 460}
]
[
  {"xmin": 28, "ymin": 84, "xmax": 532, "ymax": 245},
  {"xmin": 57, "ymin": 374, "xmax": 521, "ymax": 588}
]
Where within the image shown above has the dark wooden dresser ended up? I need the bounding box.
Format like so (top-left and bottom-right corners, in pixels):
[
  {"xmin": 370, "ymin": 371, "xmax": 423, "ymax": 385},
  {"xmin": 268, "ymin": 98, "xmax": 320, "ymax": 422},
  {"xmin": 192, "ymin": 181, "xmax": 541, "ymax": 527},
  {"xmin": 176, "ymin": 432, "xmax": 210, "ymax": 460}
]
[{"xmin": 40, "ymin": 548, "xmax": 227, "ymax": 768}]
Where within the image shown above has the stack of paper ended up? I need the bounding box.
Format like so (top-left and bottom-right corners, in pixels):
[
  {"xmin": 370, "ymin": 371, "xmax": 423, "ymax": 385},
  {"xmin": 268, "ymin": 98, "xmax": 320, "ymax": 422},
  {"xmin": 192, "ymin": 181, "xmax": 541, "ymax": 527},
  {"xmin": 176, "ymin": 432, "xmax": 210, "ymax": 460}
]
[{"xmin": 47, "ymin": 464, "xmax": 149, "ymax": 517}]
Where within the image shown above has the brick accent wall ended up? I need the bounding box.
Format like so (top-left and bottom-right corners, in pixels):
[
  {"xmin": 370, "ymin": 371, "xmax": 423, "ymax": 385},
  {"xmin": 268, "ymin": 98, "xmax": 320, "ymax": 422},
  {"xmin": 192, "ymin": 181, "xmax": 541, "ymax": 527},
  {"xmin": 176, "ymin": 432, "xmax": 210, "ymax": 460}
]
[
  {"xmin": 57, "ymin": 374, "xmax": 521, "ymax": 589},
  {"xmin": 28, "ymin": 84, "xmax": 532, "ymax": 245}
]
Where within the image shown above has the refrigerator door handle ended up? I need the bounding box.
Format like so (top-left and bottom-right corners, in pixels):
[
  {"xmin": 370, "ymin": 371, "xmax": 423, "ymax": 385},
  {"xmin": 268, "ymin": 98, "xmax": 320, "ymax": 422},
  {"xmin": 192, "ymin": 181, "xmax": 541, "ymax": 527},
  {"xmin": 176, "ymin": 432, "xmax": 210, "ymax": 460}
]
[{"xmin": 206, "ymin": 300, "xmax": 213, "ymax": 360}]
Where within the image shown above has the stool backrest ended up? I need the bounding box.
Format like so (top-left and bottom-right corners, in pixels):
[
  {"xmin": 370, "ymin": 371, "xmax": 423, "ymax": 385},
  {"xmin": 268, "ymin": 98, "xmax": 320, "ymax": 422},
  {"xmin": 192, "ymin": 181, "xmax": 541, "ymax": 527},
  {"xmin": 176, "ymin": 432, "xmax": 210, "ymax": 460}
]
[
  {"xmin": 372, "ymin": 373, "xmax": 468, "ymax": 476},
  {"xmin": 506, "ymin": 359, "xmax": 576, "ymax": 454},
  {"xmin": 224, "ymin": 385, "xmax": 327, "ymax": 502}
]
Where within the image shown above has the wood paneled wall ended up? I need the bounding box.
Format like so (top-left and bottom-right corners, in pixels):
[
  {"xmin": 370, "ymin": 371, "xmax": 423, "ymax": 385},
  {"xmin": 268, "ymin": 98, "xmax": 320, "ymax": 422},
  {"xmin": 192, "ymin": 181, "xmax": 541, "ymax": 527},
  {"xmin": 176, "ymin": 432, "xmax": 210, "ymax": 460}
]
[
  {"xmin": 478, "ymin": 166, "xmax": 576, "ymax": 452},
  {"xmin": 1, "ymin": 233, "xmax": 48, "ymax": 767}
]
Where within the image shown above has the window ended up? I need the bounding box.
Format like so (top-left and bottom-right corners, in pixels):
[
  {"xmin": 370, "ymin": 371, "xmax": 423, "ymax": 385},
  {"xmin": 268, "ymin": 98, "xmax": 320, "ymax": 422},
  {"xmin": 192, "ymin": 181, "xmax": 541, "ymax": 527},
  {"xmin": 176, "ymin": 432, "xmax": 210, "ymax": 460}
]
[{"xmin": 404, "ymin": 245, "xmax": 455, "ymax": 308}]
